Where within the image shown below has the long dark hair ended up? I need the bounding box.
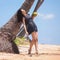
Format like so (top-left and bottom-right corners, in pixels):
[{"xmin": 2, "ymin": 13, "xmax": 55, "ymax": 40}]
[{"xmin": 17, "ymin": 9, "xmax": 24, "ymax": 22}]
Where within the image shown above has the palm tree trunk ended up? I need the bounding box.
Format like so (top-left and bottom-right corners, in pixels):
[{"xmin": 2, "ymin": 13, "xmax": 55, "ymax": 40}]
[{"xmin": 0, "ymin": 0, "xmax": 35, "ymax": 54}]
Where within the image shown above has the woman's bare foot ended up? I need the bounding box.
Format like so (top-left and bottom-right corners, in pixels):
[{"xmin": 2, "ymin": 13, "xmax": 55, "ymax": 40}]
[
  {"xmin": 28, "ymin": 49, "xmax": 31, "ymax": 54},
  {"xmin": 36, "ymin": 51, "xmax": 38, "ymax": 55}
]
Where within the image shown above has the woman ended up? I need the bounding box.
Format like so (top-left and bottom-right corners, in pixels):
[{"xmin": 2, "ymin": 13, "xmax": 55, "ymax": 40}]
[{"xmin": 21, "ymin": 9, "xmax": 38, "ymax": 54}]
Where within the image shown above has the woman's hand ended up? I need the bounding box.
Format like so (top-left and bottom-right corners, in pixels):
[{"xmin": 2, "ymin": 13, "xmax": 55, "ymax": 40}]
[{"xmin": 26, "ymin": 31, "xmax": 29, "ymax": 35}]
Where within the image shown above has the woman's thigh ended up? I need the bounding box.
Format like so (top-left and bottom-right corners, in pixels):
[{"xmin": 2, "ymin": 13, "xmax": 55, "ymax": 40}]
[{"xmin": 31, "ymin": 31, "xmax": 38, "ymax": 41}]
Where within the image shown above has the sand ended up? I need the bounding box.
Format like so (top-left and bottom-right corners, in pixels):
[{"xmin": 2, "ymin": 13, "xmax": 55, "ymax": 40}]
[{"xmin": 0, "ymin": 44, "xmax": 60, "ymax": 60}]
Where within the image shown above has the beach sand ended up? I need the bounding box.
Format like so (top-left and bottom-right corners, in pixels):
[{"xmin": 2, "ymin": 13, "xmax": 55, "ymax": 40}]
[{"xmin": 0, "ymin": 44, "xmax": 60, "ymax": 60}]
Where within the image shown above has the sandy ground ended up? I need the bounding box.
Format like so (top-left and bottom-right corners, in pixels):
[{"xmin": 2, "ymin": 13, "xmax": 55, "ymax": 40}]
[{"xmin": 0, "ymin": 44, "xmax": 60, "ymax": 60}]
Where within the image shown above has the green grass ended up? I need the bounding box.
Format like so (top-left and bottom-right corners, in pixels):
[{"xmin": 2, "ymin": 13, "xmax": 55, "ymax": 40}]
[{"xmin": 14, "ymin": 37, "xmax": 29, "ymax": 45}]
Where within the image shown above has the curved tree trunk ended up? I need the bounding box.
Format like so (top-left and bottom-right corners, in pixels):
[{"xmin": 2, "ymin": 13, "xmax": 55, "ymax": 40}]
[{"xmin": 0, "ymin": 0, "xmax": 35, "ymax": 54}]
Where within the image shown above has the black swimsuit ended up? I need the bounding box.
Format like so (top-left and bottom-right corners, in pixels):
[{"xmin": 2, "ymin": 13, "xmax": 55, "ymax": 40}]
[{"xmin": 24, "ymin": 15, "xmax": 38, "ymax": 34}]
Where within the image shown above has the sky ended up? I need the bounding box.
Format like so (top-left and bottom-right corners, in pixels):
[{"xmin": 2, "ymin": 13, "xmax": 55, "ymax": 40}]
[{"xmin": 0, "ymin": 0, "xmax": 60, "ymax": 45}]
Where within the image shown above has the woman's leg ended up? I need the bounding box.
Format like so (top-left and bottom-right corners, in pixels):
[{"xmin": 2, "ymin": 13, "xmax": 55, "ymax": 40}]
[
  {"xmin": 28, "ymin": 32, "xmax": 38, "ymax": 54},
  {"xmin": 28, "ymin": 32, "xmax": 35, "ymax": 54},
  {"xmin": 34, "ymin": 32, "xmax": 38, "ymax": 54}
]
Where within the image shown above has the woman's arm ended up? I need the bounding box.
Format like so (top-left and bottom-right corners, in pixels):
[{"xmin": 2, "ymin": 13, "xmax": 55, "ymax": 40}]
[{"xmin": 23, "ymin": 17, "xmax": 28, "ymax": 35}]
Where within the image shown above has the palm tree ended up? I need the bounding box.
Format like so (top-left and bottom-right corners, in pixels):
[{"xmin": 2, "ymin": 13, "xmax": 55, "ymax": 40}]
[{"xmin": 0, "ymin": 0, "xmax": 35, "ymax": 54}]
